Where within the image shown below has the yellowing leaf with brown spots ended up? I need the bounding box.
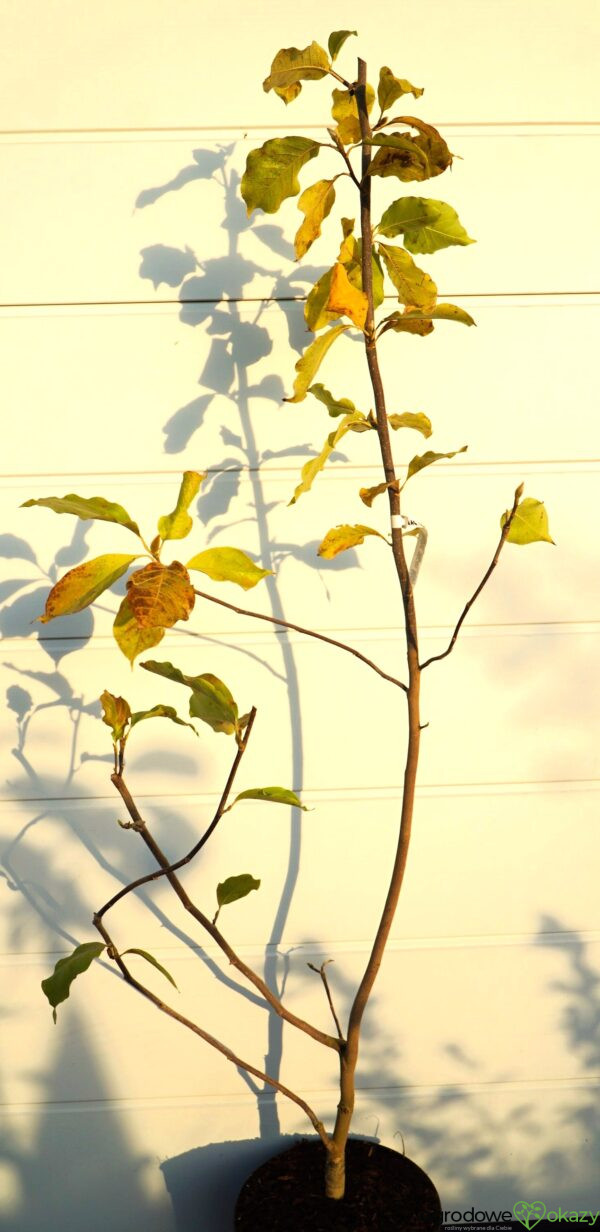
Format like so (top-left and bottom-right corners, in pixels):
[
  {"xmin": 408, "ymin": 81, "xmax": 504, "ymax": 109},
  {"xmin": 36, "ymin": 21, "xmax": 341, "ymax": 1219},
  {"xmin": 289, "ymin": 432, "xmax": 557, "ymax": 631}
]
[
  {"xmin": 378, "ymin": 242, "xmax": 437, "ymax": 310},
  {"xmin": 37, "ymin": 554, "xmax": 138, "ymax": 623},
  {"xmin": 263, "ymin": 42, "xmax": 330, "ymax": 103},
  {"xmin": 113, "ymin": 597, "xmax": 166, "ymax": 665},
  {"xmin": 126, "ymin": 561, "xmax": 195, "ymax": 631}
]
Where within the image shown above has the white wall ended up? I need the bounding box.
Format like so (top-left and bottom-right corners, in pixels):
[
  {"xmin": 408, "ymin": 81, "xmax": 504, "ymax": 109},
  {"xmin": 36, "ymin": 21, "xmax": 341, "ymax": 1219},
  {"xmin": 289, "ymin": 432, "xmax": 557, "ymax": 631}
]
[{"xmin": 1, "ymin": 3, "xmax": 599, "ymax": 1228}]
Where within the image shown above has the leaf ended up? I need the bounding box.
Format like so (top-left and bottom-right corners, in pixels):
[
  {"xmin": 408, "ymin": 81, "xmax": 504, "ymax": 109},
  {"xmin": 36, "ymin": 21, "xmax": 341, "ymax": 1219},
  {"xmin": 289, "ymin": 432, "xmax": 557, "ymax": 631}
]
[
  {"xmin": 113, "ymin": 596, "xmax": 166, "ymax": 664},
  {"xmin": 377, "ymin": 196, "xmax": 475, "ymax": 255},
  {"xmin": 359, "ymin": 481, "xmax": 397, "ymax": 508},
  {"xmin": 157, "ymin": 471, "xmax": 205, "ymax": 541},
  {"xmin": 140, "ymin": 660, "xmax": 239, "ymax": 736},
  {"xmin": 501, "ymin": 497, "xmax": 555, "ymax": 545},
  {"xmin": 36, "ymin": 554, "xmax": 138, "ymax": 623},
  {"xmin": 284, "ymin": 324, "xmax": 349, "ymax": 403},
  {"xmin": 341, "ymin": 237, "xmax": 385, "ymax": 309},
  {"xmin": 391, "ymin": 115, "xmax": 453, "ymax": 178},
  {"xmin": 405, "ymin": 446, "xmax": 467, "ymax": 484},
  {"xmin": 21, "ymin": 494, "xmax": 141, "ymax": 538},
  {"xmin": 367, "ymin": 134, "xmax": 431, "ymax": 182},
  {"xmin": 305, "ymin": 267, "xmax": 338, "ymax": 332},
  {"xmin": 295, "ymin": 179, "xmax": 336, "ymax": 259},
  {"xmin": 129, "ymin": 704, "xmax": 197, "ymax": 735},
  {"xmin": 186, "ymin": 547, "xmax": 272, "ymax": 590},
  {"xmin": 331, "ymin": 84, "xmax": 375, "ymax": 145},
  {"xmin": 388, "ymin": 412, "xmax": 432, "ymax": 437},
  {"xmin": 308, "ymin": 383, "xmax": 360, "ymax": 418},
  {"xmin": 241, "ymin": 136, "xmax": 320, "ymax": 215},
  {"xmin": 121, "ymin": 948, "xmax": 178, "ymax": 989},
  {"xmin": 407, "ymin": 303, "xmax": 475, "ymax": 327},
  {"xmin": 325, "ymin": 262, "xmax": 368, "ymax": 329},
  {"xmin": 317, "ymin": 524, "xmax": 388, "ymax": 559},
  {"xmin": 231, "ymin": 786, "xmax": 308, "ymax": 810},
  {"xmin": 328, "ymin": 30, "xmax": 357, "ymax": 60},
  {"xmin": 377, "ymin": 66, "xmax": 424, "ymax": 111},
  {"xmin": 126, "ymin": 561, "xmax": 195, "ymax": 631},
  {"xmin": 216, "ymin": 874, "xmax": 261, "ymax": 910},
  {"xmin": 263, "ymin": 42, "xmax": 330, "ymax": 103},
  {"xmin": 289, "ymin": 413, "xmax": 367, "ymax": 505},
  {"xmin": 378, "ymin": 242, "xmax": 437, "ymax": 310},
  {"xmin": 100, "ymin": 690, "xmax": 131, "ymax": 743},
  {"xmin": 42, "ymin": 942, "xmax": 106, "ymax": 1023}
]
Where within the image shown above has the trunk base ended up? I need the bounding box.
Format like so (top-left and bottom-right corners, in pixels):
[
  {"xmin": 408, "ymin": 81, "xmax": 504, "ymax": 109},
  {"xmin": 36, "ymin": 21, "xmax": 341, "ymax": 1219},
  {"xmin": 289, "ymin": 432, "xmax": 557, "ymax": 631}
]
[{"xmin": 234, "ymin": 1137, "xmax": 442, "ymax": 1231}]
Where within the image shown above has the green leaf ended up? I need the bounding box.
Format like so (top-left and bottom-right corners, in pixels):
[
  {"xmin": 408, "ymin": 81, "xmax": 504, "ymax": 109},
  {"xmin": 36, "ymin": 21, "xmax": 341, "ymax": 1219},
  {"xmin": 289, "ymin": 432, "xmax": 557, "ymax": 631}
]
[
  {"xmin": 241, "ymin": 137, "xmax": 319, "ymax": 215},
  {"xmin": 21, "ymin": 494, "xmax": 141, "ymax": 538},
  {"xmin": 289, "ymin": 412, "xmax": 367, "ymax": 505},
  {"xmin": 308, "ymin": 383, "xmax": 360, "ymax": 418},
  {"xmin": 121, "ymin": 948, "xmax": 178, "ymax": 989},
  {"xmin": 328, "ymin": 30, "xmax": 357, "ymax": 60},
  {"xmin": 317, "ymin": 524, "xmax": 388, "ymax": 559},
  {"xmin": 231, "ymin": 786, "xmax": 308, "ymax": 810},
  {"xmin": 378, "ymin": 242, "xmax": 437, "ymax": 310},
  {"xmin": 501, "ymin": 497, "xmax": 555, "ymax": 545},
  {"xmin": 186, "ymin": 547, "xmax": 272, "ymax": 591},
  {"xmin": 377, "ymin": 66, "xmax": 424, "ymax": 111},
  {"xmin": 129, "ymin": 704, "xmax": 197, "ymax": 735},
  {"xmin": 157, "ymin": 471, "xmax": 205, "ymax": 541},
  {"xmin": 126, "ymin": 561, "xmax": 195, "ymax": 630},
  {"xmin": 42, "ymin": 942, "xmax": 106, "ymax": 1023},
  {"xmin": 388, "ymin": 412, "xmax": 433, "ymax": 438},
  {"xmin": 36, "ymin": 554, "xmax": 139, "ymax": 623},
  {"xmin": 100, "ymin": 690, "xmax": 131, "ymax": 742},
  {"xmin": 216, "ymin": 874, "xmax": 260, "ymax": 910},
  {"xmin": 140, "ymin": 661, "xmax": 239, "ymax": 737},
  {"xmin": 405, "ymin": 446, "xmax": 467, "ymax": 484},
  {"xmin": 331, "ymin": 84, "xmax": 375, "ymax": 145},
  {"xmin": 113, "ymin": 596, "xmax": 166, "ymax": 665},
  {"xmin": 263, "ymin": 42, "xmax": 330, "ymax": 103},
  {"xmin": 295, "ymin": 179, "xmax": 336, "ymax": 259},
  {"xmin": 284, "ymin": 324, "xmax": 349, "ymax": 403},
  {"xmin": 377, "ymin": 196, "xmax": 475, "ymax": 254}
]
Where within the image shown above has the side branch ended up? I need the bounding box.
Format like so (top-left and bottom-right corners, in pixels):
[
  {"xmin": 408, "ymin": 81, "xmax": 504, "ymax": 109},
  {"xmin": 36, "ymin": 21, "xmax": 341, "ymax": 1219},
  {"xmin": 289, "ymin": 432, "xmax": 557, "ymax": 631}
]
[
  {"xmin": 96, "ymin": 708, "xmax": 258, "ymax": 919},
  {"xmin": 104, "ymin": 771, "xmax": 341, "ymax": 1053},
  {"xmin": 93, "ymin": 914, "xmax": 332, "ymax": 1151},
  {"xmin": 419, "ymin": 483, "xmax": 523, "ymax": 670},
  {"xmin": 193, "ymin": 587, "xmax": 408, "ymax": 693},
  {"xmin": 308, "ymin": 961, "xmax": 344, "ymax": 1041}
]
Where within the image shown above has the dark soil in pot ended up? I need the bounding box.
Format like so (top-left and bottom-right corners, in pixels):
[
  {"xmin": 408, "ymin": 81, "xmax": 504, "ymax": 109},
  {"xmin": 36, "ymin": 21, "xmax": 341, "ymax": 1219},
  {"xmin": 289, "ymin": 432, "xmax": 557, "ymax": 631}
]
[{"xmin": 234, "ymin": 1136, "xmax": 442, "ymax": 1230}]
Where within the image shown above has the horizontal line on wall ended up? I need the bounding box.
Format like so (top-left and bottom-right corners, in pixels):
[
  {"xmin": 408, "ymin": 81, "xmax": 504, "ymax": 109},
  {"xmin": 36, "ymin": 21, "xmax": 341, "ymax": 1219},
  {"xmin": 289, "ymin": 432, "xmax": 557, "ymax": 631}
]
[
  {"xmin": 5, "ymin": 929, "xmax": 599, "ymax": 966},
  {"xmin": 1, "ymin": 122, "xmax": 598, "ymax": 142},
  {"xmin": 2, "ymin": 291, "xmax": 599, "ymax": 311},
  {"xmin": 2, "ymin": 458, "xmax": 599, "ymax": 482},
  {"xmin": 3, "ymin": 1072, "xmax": 599, "ymax": 1117},
  {"xmin": 3, "ymin": 777, "xmax": 598, "ymax": 809}
]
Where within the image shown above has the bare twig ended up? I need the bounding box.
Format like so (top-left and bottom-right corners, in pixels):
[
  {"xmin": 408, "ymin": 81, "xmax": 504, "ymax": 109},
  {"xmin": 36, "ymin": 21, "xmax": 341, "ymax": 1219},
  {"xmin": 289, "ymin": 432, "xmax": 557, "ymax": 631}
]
[
  {"xmin": 96, "ymin": 708, "xmax": 258, "ymax": 919},
  {"xmin": 419, "ymin": 483, "xmax": 524, "ymax": 670},
  {"xmin": 326, "ymin": 127, "xmax": 361, "ymax": 188},
  {"xmin": 93, "ymin": 914, "xmax": 333, "ymax": 1151},
  {"xmin": 308, "ymin": 960, "xmax": 344, "ymax": 1041},
  {"xmin": 192, "ymin": 587, "xmax": 408, "ymax": 693},
  {"xmin": 104, "ymin": 770, "xmax": 341, "ymax": 1053}
]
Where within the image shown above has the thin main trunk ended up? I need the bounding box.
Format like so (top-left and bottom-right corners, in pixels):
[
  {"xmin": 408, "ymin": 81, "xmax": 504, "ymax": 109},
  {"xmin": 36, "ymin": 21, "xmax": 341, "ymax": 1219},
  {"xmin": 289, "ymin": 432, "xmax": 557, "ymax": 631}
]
[{"xmin": 327, "ymin": 58, "xmax": 423, "ymax": 1198}]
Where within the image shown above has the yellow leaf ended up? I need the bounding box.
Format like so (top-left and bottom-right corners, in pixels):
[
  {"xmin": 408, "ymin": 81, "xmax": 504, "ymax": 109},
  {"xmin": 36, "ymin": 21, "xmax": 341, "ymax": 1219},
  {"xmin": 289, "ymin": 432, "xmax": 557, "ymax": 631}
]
[
  {"xmin": 187, "ymin": 547, "xmax": 272, "ymax": 590},
  {"xmin": 359, "ymin": 481, "xmax": 397, "ymax": 508},
  {"xmin": 325, "ymin": 263, "xmax": 368, "ymax": 330},
  {"xmin": 157, "ymin": 472, "xmax": 205, "ymax": 541},
  {"xmin": 263, "ymin": 42, "xmax": 330, "ymax": 103},
  {"xmin": 501, "ymin": 497, "xmax": 555, "ymax": 546},
  {"xmin": 100, "ymin": 691, "xmax": 131, "ymax": 743},
  {"xmin": 38, "ymin": 554, "xmax": 139, "ymax": 622},
  {"xmin": 289, "ymin": 413, "xmax": 367, "ymax": 505},
  {"xmin": 126, "ymin": 561, "xmax": 195, "ymax": 631},
  {"xmin": 113, "ymin": 597, "xmax": 166, "ymax": 666},
  {"xmin": 377, "ymin": 67, "xmax": 424, "ymax": 112},
  {"xmin": 284, "ymin": 324, "xmax": 349, "ymax": 403},
  {"xmin": 317, "ymin": 524, "xmax": 388, "ymax": 559},
  {"xmin": 295, "ymin": 179, "xmax": 336, "ymax": 259},
  {"xmin": 331, "ymin": 84, "xmax": 375, "ymax": 145}
]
